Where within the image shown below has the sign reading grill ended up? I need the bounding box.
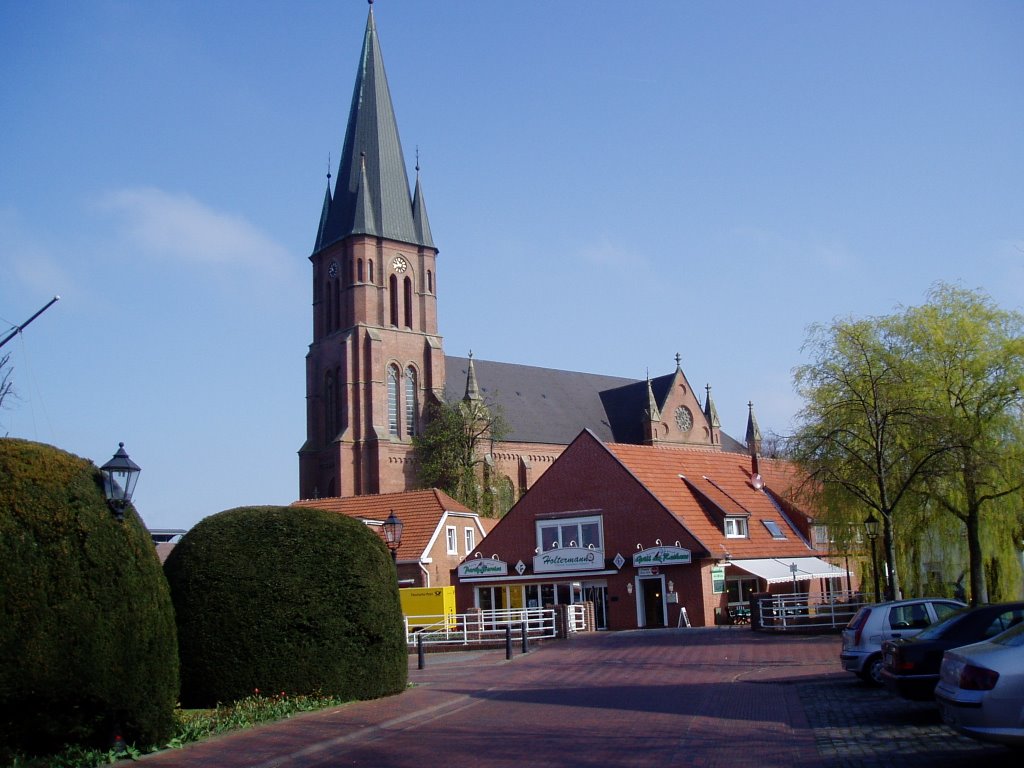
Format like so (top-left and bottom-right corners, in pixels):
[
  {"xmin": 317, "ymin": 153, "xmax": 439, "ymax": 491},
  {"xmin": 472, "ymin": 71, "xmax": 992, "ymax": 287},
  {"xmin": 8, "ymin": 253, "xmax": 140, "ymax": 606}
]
[{"xmin": 632, "ymin": 546, "xmax": 691, "ymax": 567}]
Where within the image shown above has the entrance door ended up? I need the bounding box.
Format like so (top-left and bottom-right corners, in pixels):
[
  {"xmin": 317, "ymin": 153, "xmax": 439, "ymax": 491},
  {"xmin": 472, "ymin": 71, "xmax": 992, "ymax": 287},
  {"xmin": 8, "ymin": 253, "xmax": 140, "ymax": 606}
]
[
  {"xmin": 640, "ymin": 577, "xmax": 666, "ymax": 628},
  {"xmin": 583, "ymin": 583, "xmax": 608, "ymax": 630}
]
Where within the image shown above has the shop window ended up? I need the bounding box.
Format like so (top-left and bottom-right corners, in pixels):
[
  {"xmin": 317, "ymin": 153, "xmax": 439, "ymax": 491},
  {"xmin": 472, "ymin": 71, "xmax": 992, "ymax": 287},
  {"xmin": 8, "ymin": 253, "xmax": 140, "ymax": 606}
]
[
  {"xmin": 726, "ymin": 576, "xmax": 758, "ymax": 605},
  {"xmin": 536, "ymin": 515, "xmax": 603, "ymax": 552},
  {"xmin": 464, "ymin": 527, "xmax": 475, "ymax": 555},
  {"xmin": 725, "ymin": 517, "xmax": 748, "ymax": 538},
  {"xmin": 445, "ymin": 526, "xmax": 457, "ymax": 554}
]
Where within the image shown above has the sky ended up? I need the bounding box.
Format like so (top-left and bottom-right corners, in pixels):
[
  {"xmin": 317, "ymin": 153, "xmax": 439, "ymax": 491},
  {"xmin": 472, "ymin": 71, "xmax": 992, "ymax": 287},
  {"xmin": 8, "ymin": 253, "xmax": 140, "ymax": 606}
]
[{"xmin": 2, "ymin": 0, "xmax": 1022, "ymax": 532}]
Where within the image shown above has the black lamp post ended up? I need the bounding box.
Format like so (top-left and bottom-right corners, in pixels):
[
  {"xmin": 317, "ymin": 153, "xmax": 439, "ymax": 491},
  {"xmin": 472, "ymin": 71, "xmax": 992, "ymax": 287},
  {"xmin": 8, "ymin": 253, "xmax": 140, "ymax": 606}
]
[
  {"xmin": 383, "ymin": 511, "xmax": 403, "ymax": 565},
  {"xmin": 864, "ymin": 512, "xmax": 881, "ymax": 603},
  {"xmin": 100, "ymin": 443, "xmax": 141, "ymax": 522}
]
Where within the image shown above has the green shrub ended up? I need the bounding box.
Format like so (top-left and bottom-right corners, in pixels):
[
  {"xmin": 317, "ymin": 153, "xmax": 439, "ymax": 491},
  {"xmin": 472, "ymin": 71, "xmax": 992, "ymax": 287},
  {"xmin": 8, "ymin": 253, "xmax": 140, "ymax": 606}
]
[
  {"xmin": 0, "ymin": 438, "xmax": 179, "ymax": 756},
  {"xmin": 164, "ymin": 505, "xmax": 407, "ymax": 708}
]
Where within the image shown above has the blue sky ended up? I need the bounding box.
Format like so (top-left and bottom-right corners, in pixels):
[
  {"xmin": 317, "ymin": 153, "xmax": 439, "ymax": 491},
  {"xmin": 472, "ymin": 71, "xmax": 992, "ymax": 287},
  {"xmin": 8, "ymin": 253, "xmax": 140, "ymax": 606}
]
[{"xmin": 2, "ymin": 1, "xmax": 1022, "ymax": 532}]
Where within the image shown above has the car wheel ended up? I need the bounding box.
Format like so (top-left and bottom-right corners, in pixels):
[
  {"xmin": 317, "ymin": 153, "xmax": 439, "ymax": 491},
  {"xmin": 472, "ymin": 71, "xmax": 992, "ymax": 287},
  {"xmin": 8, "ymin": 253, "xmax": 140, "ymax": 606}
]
[{"xmin": 860, "ymin": 654, "xmax": 884, "ymax": 686}]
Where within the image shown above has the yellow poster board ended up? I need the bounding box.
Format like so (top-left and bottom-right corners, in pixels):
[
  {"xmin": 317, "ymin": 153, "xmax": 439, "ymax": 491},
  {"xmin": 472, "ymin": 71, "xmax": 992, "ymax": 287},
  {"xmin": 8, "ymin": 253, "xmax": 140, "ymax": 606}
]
[{"xmin": 399, "ymin": 586, "xmax": 456, "ymax": 629}]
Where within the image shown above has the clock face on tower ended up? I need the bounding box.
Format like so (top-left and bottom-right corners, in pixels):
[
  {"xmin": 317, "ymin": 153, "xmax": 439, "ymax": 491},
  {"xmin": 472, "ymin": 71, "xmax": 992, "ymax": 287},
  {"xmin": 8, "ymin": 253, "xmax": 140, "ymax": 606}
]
[
  {"xmin": 392, "ymin": 256, "xmax": 408, "ymax": 273},
  {"xmin": 328, "ymin": 260, "xmax": 338, "ymax": 278},
  {"xmin": 675, "ymin": 406, "xmax": 693, "ymax": 433}
]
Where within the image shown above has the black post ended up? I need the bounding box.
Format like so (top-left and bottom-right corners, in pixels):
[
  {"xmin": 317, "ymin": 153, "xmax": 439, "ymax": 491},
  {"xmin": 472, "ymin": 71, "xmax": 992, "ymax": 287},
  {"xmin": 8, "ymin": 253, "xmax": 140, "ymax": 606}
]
[
  {"xmin": 505, "ymin": 625, "xmax": 512, "ymax": 660},
  {"xmin": 521, "ymin": 621, "xmax": 529, "ymax": 654},
  {"xmin": 417, "ymin": 634, "xmax": 425, "ymax": 670},
  {"xmin": 869, "ymin": 537, "xmax": 881, "ymax": 603}
]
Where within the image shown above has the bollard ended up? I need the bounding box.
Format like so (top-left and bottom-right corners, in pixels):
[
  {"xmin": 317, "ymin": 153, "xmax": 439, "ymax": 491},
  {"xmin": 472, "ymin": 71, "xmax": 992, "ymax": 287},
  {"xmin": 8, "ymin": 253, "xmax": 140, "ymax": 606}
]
[
  {"xmin": 521, "ymin": 621, "xmax": 529, "ymax": 654},
  {"xmin": 505, "ymin": 624, "xmax": 513, "ymax": 660},
  {"xmin": 417, "ymin": 634, "xmax": 425, "ymax": 669}
]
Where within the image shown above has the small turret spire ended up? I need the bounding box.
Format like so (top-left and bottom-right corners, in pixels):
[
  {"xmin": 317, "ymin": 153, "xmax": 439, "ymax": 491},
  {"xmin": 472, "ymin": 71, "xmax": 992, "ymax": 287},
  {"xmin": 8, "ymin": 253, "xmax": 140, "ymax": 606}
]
[
  {"xmin": 703, "ymin": 384, "xmax": 720, "ymax": 429},
  {"xmin": 675, "ymin": 352, "xmax": 682, "ymax": 372},
  {"xmin": 645, "ymin": 371, "xmax": 661, "ymax": 421},
  {"xmin": 464, "ymin": 351, "xmax": 482, "ymax": 402}
]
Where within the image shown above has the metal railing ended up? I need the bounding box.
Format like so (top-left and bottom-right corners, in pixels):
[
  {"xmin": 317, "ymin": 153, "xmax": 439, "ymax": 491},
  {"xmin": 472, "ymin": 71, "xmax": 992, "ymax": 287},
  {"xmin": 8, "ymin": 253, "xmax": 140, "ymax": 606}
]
[
  {"xmin": 755, "ymin": 592, "xmax": 865, "ymax": 631},
  {"xmin": 566, "ymin": 604, "xmax": 587, "ymax": 633},
  {"xmin": 405, "ymin": 607, "xmax": 558, "ymax": 647}
]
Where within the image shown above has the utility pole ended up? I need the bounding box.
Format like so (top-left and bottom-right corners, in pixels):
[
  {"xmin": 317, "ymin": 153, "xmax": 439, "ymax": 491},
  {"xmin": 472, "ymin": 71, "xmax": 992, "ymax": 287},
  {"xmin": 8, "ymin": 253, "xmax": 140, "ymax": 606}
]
[{"xmin": 0, "ymin": 296, "xmax": 60, "ymax": 350}]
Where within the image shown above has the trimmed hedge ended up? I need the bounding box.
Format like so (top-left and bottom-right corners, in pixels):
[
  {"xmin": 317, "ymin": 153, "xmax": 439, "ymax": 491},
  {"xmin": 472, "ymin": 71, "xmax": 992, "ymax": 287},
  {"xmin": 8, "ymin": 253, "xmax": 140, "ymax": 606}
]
[
  {"xmin": 0, "ymin": 438, "xmax": 179, "ymax": 755},
  {"xmin": 164, "ymin": 505, "xmax": 407, "ymax": 708}
]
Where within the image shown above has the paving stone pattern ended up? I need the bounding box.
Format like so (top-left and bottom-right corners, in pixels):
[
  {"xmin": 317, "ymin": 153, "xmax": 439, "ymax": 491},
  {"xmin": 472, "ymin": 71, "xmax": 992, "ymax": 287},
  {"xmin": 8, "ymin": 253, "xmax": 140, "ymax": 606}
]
[{"xmin": 140, "ymin": 629, "xmax": 1018, "ymax": 768}]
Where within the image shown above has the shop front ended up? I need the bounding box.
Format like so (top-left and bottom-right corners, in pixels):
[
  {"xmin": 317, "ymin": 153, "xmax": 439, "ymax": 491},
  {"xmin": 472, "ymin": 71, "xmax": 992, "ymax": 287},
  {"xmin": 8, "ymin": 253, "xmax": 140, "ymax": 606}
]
[{"xmin": 453, "ymin": 430, "xmax": 845, "ymax": 630}]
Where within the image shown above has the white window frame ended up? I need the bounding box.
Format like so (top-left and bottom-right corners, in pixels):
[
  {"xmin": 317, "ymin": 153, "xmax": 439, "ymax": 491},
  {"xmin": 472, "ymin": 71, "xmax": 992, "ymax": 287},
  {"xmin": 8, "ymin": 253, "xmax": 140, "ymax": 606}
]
[
  {"xmin": 725, "ymin": 517, "xmax": 748, "ymax": 538},
  {"xmin": 535, "ymin": 515, "xmax": 604, "ymax": 552},
  {"xmin": 445, "ymin": 525, "xmax": 458, "ymax": 554},
  {"xmin": 464, "ymin": 527, "xmax": 475, "ymax": 555}
]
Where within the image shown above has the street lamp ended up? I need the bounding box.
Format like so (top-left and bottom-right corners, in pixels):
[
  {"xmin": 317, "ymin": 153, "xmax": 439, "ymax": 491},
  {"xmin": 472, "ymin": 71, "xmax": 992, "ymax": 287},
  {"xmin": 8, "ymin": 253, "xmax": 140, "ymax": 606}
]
[
  {"xmin": 100, "ymin": 443, "xmax": 141, "ymax": 522},
  {"xmin": 863, "ymin": 512, "xmax": 881, "ymax": 603},
  {"xmin": 382, "ymin": 510, "xmax": 403, "ymax": 564}
]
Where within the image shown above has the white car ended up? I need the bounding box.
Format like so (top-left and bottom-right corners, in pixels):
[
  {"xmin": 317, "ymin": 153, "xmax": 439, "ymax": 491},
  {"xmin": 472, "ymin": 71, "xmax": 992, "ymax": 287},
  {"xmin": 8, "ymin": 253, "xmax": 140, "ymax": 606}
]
[
  {"xmin": 840, "ymin": 598, "xmax": 965, "ymax": 684},
  {"xmin": 935, "ymin": 621, "xmax": 1024, "ymax": 747}
]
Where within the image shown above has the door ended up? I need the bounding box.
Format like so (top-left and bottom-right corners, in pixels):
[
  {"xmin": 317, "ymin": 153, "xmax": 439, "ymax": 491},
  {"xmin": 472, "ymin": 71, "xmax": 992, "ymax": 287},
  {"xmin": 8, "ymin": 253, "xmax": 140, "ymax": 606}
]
[
  {"xmin": 640, "ymin": 577, "xmax": 666, "ymax": 628},
  {"xmin": 583, "ymin": 583, "xmax": 608, "ymax": 630}
]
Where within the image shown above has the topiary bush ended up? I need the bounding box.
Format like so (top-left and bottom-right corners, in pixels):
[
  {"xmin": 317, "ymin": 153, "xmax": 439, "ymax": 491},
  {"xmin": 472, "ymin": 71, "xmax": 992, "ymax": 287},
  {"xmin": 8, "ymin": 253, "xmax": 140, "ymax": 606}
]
[
  {"xmin": 164, "ymin": 505, "xmax": 407, "ymax": 708},
  {"xmin": 0, "ymin": 438, "xmax": 179, "ymax": 757}
]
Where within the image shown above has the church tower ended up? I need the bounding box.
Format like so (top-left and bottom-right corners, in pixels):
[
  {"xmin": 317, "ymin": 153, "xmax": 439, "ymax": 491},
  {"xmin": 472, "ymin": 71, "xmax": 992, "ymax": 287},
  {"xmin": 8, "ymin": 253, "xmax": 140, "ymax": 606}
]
[{"xmin": 299, "ymin": 5, "xmax": 444, "ymax": 499}]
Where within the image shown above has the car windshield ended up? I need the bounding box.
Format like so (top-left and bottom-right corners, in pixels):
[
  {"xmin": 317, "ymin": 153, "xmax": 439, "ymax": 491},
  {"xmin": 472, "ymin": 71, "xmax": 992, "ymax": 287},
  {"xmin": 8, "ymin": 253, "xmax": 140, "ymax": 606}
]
[
  {"xmin": 914, "ymin": 608, "xmax": 969, "ymax": 640},
  {"xmin": 991, "ymin": 620, "xmax": 1024, "ymax": 647}
]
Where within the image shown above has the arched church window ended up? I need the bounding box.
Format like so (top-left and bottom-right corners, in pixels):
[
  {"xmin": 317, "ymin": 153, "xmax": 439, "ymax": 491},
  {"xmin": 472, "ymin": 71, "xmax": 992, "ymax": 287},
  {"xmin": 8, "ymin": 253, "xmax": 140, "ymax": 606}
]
[
  {"xmin": 325, "ymin": 283, "xmax": 333, "ymax": 333},
  {"xmin": 427, "ymin": 270, "xmax": 433, "ymax": 293},
  {"xmin": 389, "ymin": 275, "xmax": 399, "ymax": 326},
  {"xmin": 405, "ymin": 366, "xmax": 417, "ymax": 436},
  {"xmin": 403, "ymin": 276, "xmax": 413, "ymax": 329},
  {"xmin": 368, "ymin": 259, "xmax": 374, "ymax": 283},
  {"xmin": 325, "ymin": 370, "xmax": 336, "ymax": 439},
  {"xmin": 357, "ymin": 259, "xmax": 364, "ymax": 282},
  {"xmin": 387, "ymin": 364, "xmax": 400, "ymax": 436},
  {"xmin": 333, "ymin": 278, "xmax": 340, "ymax": 331}
]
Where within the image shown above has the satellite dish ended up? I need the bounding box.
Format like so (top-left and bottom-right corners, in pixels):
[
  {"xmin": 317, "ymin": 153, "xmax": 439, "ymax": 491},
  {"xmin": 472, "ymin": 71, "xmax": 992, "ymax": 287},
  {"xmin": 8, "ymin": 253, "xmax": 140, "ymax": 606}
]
[{"xmin": 751, "ymin": 474, "xmax": 764, "ymax": 490}]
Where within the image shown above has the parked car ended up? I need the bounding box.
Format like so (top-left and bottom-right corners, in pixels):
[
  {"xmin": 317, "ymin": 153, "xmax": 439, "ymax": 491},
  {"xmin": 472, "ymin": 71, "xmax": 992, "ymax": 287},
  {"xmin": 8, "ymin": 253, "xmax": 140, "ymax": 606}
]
[
  {"xmin": 841, "ymin": 598, "xmax": 966, "ymax": 684},
  {"xmin": 880, "ymin": 602, "xmax": 1024, "ymax": 700},
  {"xmin": 935, "ymin": 620, "xmax": 1024, "ymax": 747}
]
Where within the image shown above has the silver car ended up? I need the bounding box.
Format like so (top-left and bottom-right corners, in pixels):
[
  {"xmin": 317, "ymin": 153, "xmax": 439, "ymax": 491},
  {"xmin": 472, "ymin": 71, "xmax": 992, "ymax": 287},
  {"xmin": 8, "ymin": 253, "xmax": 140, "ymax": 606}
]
[
  {"xmin": 840, "ymin": 598, "xmax": 965, "ymax": 684},
  {"xmin": 935, "ymin": 620, "xmax": 1024, "ymax": 747}
]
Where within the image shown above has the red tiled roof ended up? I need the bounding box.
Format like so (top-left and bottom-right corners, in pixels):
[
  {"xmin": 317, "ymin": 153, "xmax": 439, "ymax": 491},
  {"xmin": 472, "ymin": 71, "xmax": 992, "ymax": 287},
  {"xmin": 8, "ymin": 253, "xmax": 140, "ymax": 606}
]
[
  {"xmin": 292, "ymin": 488, "xmax": 477, "ymax": 561},
  {"xmin": 604, "ymin": 443, "xmax": 817, "ymax": 560}
]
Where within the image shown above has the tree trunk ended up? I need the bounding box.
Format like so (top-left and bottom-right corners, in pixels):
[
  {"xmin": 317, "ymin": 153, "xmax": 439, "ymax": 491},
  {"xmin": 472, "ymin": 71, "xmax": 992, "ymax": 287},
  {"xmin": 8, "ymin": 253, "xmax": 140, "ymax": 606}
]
[
  {"xmin": 965, "ymin": 511, "xmax": 987, "ymax": 605},
  {"xmin": 882, "ymin": 513, "xmax": 901, "ymax": 600}
]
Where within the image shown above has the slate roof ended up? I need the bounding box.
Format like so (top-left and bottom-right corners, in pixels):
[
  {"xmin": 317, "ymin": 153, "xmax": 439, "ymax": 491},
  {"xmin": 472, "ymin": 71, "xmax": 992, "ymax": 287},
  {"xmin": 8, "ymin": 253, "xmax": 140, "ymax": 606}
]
[
  {"xmin": 318, "ymin": 7, "xmax": 432, "ymax": 251},
  {"xmin": 293, "ymin": 488, "xmax": 476, "ymax": 563},
  {"xmin": 603, "ymin": 440, "xmax": 816, "ymax": 561},
  {"xmin": 444, "ymin": 355, "xmax": 745, "ymax": 450}
]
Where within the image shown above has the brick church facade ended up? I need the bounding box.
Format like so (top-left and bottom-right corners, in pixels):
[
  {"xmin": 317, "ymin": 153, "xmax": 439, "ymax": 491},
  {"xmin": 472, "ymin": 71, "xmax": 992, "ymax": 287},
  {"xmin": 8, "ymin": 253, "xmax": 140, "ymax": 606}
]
[{"xmin": 298, "ymin": 6, "xmax": 757, "ymax": 504}]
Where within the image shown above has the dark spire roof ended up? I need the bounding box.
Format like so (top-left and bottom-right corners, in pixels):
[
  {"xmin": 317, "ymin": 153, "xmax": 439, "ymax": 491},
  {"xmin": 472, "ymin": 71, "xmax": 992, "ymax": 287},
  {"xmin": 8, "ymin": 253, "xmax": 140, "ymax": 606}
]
[
  {"xmin": 746, "ymin": 401, "xmax": 762, "ymax": 454},
  {"xmin": 703, "ymin": 384, "xmax": 720, "ymax": 429},
  {"xmin": 411, "ymin": 165, "xmax": 434, "ymax": 247},
  {"xmin": 313, "ymin": 175, "xmax": 332, "ymax": 252},
  {"xmin": 464, "ymin": 351, "xmax": 481, "ymax": 402},
  {"xmin": 319, "ymin": 6, "xmax": 429, "ymax": 250}
]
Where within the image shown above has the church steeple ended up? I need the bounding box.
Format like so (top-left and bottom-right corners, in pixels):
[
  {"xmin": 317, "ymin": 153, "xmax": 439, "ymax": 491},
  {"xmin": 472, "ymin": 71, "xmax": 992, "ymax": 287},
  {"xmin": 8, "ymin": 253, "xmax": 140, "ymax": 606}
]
[
  {"xmin": 319, "ymin": 3, "xmax": 428, "ymax": 250},
  {"xmin": 464, "ymin": 351, "xmax": 482, "ymax": 403},
  {"xmin": 411, "ymin": 160, "xmax": 434, "ymax": 248}
]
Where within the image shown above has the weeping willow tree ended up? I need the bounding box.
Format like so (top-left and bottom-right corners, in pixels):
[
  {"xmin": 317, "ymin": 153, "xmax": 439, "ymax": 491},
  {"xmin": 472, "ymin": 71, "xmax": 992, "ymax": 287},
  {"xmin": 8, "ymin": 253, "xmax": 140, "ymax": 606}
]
[
  {"xmin": 790, "ymin": 315, "xmax": 945, "ymax": 600},
  {"xmin": 790, "ymin": 284, "xmax": 1024, "ymax": 604},
  {"xmin": 898, "ymin": 284, "xmax": 1024, "ymax": 605}
]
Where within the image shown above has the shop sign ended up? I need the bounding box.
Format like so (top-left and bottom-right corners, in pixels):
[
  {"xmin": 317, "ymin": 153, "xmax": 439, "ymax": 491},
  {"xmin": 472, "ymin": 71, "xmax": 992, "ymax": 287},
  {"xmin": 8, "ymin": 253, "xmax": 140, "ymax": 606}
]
[
  {"xmin": 632, "ymin": 546, "xmax": 691, "ymax": 567},
  {"xmin": 711, "ymin": 566, "xmax": 726, "ymax": 594},
  {"xmin": 638, "ymin": 567, "xmax": 659, "ymax": 576},
  {"xmin": 533, "ymin": 546, "xmax": 603, "ymax": 573},
  {"xmin": 458, "ymin": 557, "xmax": 509, "ymax": 579}
]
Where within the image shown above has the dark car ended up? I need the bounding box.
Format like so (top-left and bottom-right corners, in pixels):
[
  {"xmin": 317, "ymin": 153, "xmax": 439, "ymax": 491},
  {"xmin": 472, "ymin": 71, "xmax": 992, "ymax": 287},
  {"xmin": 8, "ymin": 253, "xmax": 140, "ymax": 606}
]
[{"xmin": 881, "ymin": 602, "xmax": 1024, "ymax": 701}]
